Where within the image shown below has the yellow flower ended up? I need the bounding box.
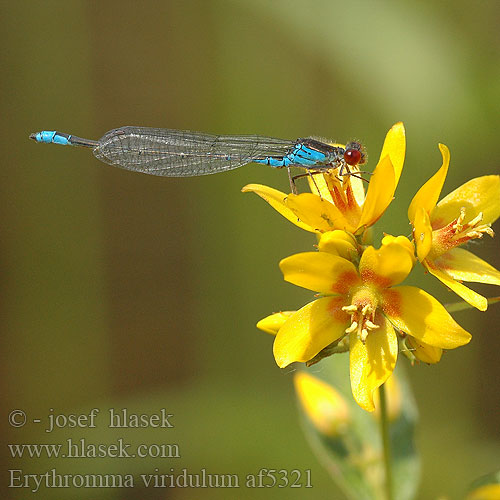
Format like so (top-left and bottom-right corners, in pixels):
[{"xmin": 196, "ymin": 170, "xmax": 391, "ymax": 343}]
[
  {"xmin": 271, "ymin": 234, "xmax": 471, "ymax": 411},
  {"xmin": 408, "ymin": 145, "xmax": 500, "ymax": 311},
  {"xmin": 294, "ymin": 372, "xmax": 350, "ymax": 436},
  {"xmin": 242, "ymin": 122, "xmax": 406, "ymax": 236}
]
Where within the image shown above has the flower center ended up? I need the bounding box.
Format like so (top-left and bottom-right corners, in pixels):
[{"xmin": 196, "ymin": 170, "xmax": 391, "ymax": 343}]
[
  {"xmin": 342, "ymin": 288, "xmax": 379, "ymax": 343},
  {"xmin": 321, "ymin": 172, "xmax": 363, "ymax": 227},
  {"xmin": 430, "ymin": 208, "xmax": 494, "ymax": 259}
]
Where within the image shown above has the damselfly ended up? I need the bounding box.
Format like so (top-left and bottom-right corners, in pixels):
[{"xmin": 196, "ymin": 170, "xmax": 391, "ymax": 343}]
[{"xmin": 29, "ymin": 127, "xmax": 366, "ymax": 190}]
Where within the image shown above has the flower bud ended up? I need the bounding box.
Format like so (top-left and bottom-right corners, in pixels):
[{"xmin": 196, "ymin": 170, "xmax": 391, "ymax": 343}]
[{"xmin": 294, "ymin": 372, "xmax": 350, "ymax": 436}]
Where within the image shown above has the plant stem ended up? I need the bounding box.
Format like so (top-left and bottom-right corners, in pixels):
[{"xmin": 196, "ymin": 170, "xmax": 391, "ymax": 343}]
[{"xmin": 379, "ymin": 383, "xmax": 393, "ymax": 500}]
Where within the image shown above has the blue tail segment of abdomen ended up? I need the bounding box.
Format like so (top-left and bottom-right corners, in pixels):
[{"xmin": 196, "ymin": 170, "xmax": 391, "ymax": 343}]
[
  {"xmin": 32, "ymin": 131, "xmax": 72, "ymax": 146},
  {"xmin": 254, "ymin": 142, "xmax": 329, "ymax": 169}
]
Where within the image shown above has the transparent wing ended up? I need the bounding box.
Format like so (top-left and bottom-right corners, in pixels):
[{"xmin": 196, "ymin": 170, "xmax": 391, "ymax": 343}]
[{"xmin": 93, "ymin": 126, "xmax": 295, "ymax": 177}]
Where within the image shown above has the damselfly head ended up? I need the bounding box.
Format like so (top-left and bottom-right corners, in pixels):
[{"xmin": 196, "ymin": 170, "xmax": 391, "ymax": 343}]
[{"xmin": 344, "ymin": 141, "xmax": 366, "ymax": 167}]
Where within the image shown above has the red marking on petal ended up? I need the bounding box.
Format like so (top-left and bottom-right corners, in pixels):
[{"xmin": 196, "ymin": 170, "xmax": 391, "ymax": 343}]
[
  {"xmin": 344, "ymin": 182, "xmax": 360, "ymax": 211},
  {"xmin": 327, "ymin": 296, "xmax": 350, "ymax": 322},
  {"xmin": 433, "ymin": 252, "xmax": 452, "ymax": 270},
  {"xmin": 431, "ymin": 217, "xmax": 446, "ymax": 230},
  {"xmin": 380, "ymin": 289, "xmax": 402, "ymax": 318},
  {"xmin": 332, "ymin": 271, "xmax": 360, "ymax": 295},
  {"xmin": 360, "ymin": 268, "xmax": 392, "ymax": 289},
  {"xmin": 331, "ymin": 185, "xmax": 347, "ymax": 211}
]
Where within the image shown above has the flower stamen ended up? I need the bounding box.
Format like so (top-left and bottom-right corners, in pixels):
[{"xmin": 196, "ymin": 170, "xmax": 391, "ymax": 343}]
[
  {"xmin": 451, "ymin": 210, "xmax": 493, "ymax": 240},
  {"xmin": 342, "ymin": 301, "xmax": 379, "ymax": 343},
  {"xmin": 345, "ymin": 321, "xmax": 358, "ymax": 334},
  {"xmin": 431, "ymin": 209, "xmax": 494, "ymax": 258}
]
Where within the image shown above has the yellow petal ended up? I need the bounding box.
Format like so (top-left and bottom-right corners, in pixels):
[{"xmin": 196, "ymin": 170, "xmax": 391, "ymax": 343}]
[
  {"xmin": 349, "ymin": 314, "xmax": 398, "ymax": 412},
  {"xmin": 381, "ymin": 286, "xmax": 472, "ymax": 348},
  {"xmin": 307, "ymin": 172, "xmax": 335, "ymax": 202},
  {"xmin": 381, "ymin": 234, "xmax": 414, "ymax": 254},
  {"xmin": 285, "ymin": 192, "xmax": 351, "ymax": 232},
  {"xmin": 406, "ymin": 336, "xmax": 443, "ymax": 364},
  {"xmin": 425, "ymin": 263, "xmax": 488, "ymax": 311},
  {"xmin": 412, "ymin": 206, "xmax": 433, "ymax": 261},
  {"xmin": 357, "ymin": 155, "xmax": 395, "ymax": 229},
  {"xmin": 359, "ymin": 239, "xmax": 414, "ymax": 288},
  {"xmin": 280, "ymin": 251, "xmax": 360, "ymax": 294},
  {"xmin": 433, "ymin": 248, "xmax": 500, "ymax": 285},
  {"xmin": 347, "ymin": 167, "xmax": 367, "ymax": 207},
  {"xmin": 241, "ymin": 183, "xmax": 315, "ymax": 232},
  {"xmin": 467, "ymin": 484, "xmax": 500, "ymax": 500},
  {"xmin": 318, "ymin": 230, "xmax": 358, "ymax": 261},
  {"xmin": 408, "ymin": 143, "xmax": 450, "ymax": 223},
  {"xmin": 378, "ymin": 122, "xmax": 406, "ymax": 186},
  {"xmin": 432, "ymin": 175, "xmax": 500, "ymax": 227},
  {"xmin": 294, "ymin": 372, "xmax": 350, "ymax": 436},
  {"xmin": 274, "ymin": 297, "xmax": 349, "ymax": 367},
  {"xmin": 256, "ymin": 311, "xmax": 296, "ymax": 335}
]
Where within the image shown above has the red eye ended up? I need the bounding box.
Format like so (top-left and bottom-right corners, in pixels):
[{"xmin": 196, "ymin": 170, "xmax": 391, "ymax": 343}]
[{"xmin": 344, "ymin": 148, "xmax": 362, "ymax": 166}]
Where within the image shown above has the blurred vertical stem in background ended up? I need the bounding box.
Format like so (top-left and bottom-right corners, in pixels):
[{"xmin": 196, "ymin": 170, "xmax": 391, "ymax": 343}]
[
  {"xmin": 294, "ymin": 361, "xmax": 419, "ymax": 500},
  {"xmin": 379, "ymin": 384, "xmax": 393, "ymax": 500}
]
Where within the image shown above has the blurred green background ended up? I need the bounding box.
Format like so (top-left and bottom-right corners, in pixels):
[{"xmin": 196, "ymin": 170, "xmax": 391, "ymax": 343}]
[{"xmin": 2, "ymin": 1, "xmax": 499, "ymax": 499}]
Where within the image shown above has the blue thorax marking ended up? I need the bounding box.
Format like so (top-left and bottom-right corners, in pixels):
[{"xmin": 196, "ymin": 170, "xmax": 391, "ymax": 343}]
[
  {"xmin": 253, "ymin": 140, "xmax": 332, "ymax": 168},
  {"xmin": 289, "ymin": 143, "xmax": 328, "ymax": 166}
]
